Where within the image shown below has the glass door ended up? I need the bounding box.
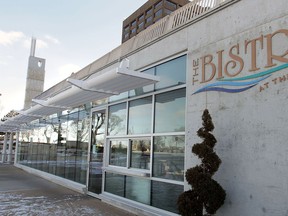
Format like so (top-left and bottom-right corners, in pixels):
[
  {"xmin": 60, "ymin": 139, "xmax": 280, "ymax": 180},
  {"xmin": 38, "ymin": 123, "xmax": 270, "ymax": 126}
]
[{"xmin": 88, "ymin": 109, "xmax": 106, "ymax": 194}]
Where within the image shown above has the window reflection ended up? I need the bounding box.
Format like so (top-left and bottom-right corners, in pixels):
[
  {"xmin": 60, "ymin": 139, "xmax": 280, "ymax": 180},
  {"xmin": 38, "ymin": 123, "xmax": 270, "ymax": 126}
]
[
  {"xmin": 17, "ymin": 109, "xmax": 90, "ymax": 185},
  {"xmin": 155, "ymin": 55, "xmax": 186, "ymax": 90},
  {"xmin": 109, "ymin": 140, "xmax": 128, "ymax": 167},
  {"xmin": 154, "ymin": 88, "xmax": 186, "ymax": 133},
  {"xmin": 130, "ymin": 139, "xmax": 151, "ymax": 170},
  {"xmin": 152, "ymin": 181, "xmax": 183, "ymax": 213},
  {"xmin": 128, "ymin": 97, "xmax": 152, "ymax": 134},
  {"xmin": 129, "ymin": 68, "xmax": 155, "ymax": 98},
  {"xmin": 126, "ymin": 176, "xmax": 151, "ymax": 204},
  {"xmin": 108, "ymin": 103, "xmax": 127, "ymax": 136},
  {"xmin": 165, "ymin": 0, "xmax": 177, "ymax": 10},
  {"xmin": 105, "ymin": 172, "xmax": 125, "ymax": 197},
  {"xmin": 109, "ymin": 92, "xmax": 128, "ymax": 102},
  {"xmin": 153, "ymin": 135, "xmax": 185, "ymax": 181}
]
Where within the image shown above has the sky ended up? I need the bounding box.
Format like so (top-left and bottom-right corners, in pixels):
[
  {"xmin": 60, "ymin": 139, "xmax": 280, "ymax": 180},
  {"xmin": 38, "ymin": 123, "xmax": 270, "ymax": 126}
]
[{"xmin": 0, "ymin": 0, "xmax": 148, "ymax": 118}]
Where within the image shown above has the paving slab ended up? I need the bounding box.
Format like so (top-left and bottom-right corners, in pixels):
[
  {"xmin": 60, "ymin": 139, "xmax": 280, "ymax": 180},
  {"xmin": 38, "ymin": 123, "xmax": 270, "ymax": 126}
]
[{"xmin": 0, "ymin": 164, "xmax": 136, "ymax": 216}]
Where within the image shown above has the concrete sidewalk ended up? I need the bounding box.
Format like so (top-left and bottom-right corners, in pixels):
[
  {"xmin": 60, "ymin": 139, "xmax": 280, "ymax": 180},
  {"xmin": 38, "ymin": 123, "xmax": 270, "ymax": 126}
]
[{"xmin": 0, "ymin": 164, "xmax": 135, "ymax": 216}]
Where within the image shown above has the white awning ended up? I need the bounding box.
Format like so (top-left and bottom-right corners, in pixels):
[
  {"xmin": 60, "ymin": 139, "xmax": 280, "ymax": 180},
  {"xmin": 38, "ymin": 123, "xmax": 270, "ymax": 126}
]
[
  {"xmin": 0, "ymin": 59, "xmax": 159, "ymax": 131},
  {"xmin": 44, "ymin": 59, "xmax": 160, "ymax": 108}
]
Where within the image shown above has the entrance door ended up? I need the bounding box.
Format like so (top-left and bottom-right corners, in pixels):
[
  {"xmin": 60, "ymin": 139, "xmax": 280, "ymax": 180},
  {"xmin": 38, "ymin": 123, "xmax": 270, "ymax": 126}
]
[{"xmin": 88, "ymin": 109, "xmax": 106, "ymax": 194}]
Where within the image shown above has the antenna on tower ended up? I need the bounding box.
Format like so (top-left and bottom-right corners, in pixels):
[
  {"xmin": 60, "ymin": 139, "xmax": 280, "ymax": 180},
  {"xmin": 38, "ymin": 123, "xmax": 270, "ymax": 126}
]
[{"xmin": 30, "ymin": 37, "xmax": 36, "ymax": 57}]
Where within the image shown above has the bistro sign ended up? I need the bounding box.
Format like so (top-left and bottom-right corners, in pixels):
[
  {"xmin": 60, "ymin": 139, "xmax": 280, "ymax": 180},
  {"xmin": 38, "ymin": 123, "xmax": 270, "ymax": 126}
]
[{"xmin": 192, "ymin": 29, "xmax": 288, "ymax": 94}]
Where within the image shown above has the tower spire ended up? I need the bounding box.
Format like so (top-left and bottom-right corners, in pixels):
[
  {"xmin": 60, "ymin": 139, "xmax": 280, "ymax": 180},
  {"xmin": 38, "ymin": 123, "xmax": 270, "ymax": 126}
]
[{"xmin": 30, "ymin": 37, "xmax": 36, "ymax": 57}]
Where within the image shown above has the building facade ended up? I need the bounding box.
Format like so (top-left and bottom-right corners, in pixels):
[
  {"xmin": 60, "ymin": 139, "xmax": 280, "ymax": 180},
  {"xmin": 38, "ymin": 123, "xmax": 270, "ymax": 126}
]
[
  {"xmin": 122, "ymin": 0, "xmax": 189, "ymax": 43},
  {"xmin": 1, "ymin": 0, "xmax": 288, "ymax": 215}
]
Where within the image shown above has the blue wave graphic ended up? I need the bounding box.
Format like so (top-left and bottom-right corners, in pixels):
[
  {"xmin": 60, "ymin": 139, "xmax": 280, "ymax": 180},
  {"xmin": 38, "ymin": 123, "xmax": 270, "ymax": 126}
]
[
  {"xmin": 193, "ymin": 75, "xmax": 270, "ymax": 94},
  {"xmin": 192, "ymin": 63, "xmax": 288, "ymax": 94},
  {"xmin": 220, "ymin": 63, "xmax": 288, "ymax": 81},
  {"xmin": 194, "ymin": 84, "xmax": 257, "ymax": 94}
]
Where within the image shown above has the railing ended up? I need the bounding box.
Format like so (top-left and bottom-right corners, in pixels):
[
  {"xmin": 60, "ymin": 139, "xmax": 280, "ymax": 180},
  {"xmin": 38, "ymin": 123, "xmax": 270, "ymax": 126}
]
[
  {"xmin": 171, "ymin": 0, "xmax": 220, "ymax": 28},
  {"xmin": 134, "ymin": 0, "xmax": 230, "ymax": 48}
]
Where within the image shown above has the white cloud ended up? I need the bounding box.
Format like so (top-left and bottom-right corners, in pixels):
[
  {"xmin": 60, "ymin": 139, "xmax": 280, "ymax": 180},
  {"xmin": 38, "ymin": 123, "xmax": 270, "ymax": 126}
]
[
  {"xmin": 45, "ymin": 35, "xmax": 60, "ymax": 44},
  {"xmin": 37, "ymin": 39, "xmax": 48, "ymax": 48},
  {"xmin": 0, "ymin": 30, "xmax": 25, "ymax": 46},
  {"xmin": 0, "ymin": 60, "xmax": 7, "ymax": 65},
  {"xmin": 23, "ymin": 38, "xmax": 48, "ymax": 49},
  {"xmin": 45, "ymin": 64, "xmax": 81, "ymax": 89}
]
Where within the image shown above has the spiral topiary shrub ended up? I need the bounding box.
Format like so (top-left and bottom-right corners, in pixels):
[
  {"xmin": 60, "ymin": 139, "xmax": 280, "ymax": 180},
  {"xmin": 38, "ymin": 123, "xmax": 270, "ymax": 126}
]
[{"xmin": 177, "ymin": 109, "xmax": 226, "ymax": 216}]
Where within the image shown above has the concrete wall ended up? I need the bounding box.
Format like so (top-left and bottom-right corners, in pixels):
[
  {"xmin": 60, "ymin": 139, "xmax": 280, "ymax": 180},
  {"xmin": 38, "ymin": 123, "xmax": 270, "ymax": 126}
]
[
  {"xmin": 24, "ymin": 56, "xmax": 45, "ymax": 109},
  {"xmin": 129, "ymin": 0, "xmax": 287, "ymax": 215},
  {"xmin": 185, "ymin": 0, "xmax": 288, "ymax": 215}
]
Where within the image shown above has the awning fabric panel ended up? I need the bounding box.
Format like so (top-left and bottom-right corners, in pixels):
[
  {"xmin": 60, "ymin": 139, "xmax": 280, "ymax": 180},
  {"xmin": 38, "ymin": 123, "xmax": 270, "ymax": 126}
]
[{"xmin": 0, "ymin": 61, "xmax": 159, "ymax": 132}]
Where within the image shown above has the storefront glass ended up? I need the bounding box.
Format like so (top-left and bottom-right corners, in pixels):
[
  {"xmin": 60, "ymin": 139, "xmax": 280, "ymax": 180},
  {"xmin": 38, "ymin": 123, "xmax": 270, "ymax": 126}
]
[
  {"xmin": 104, "ymin": 55, "xmax": 186, "ymax": 214},
  {"xmin": 18, "ymin": 107, "xmax": 90, "ymax": 185}
]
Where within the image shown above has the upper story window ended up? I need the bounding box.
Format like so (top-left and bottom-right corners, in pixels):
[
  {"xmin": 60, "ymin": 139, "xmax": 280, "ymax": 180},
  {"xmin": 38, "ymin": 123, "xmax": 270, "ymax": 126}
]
[
  {"xmin": 155, "ymin": 0, "xmax": 163, "ymax": 9},
  {"xmin": 165, "ymin": 0, "xmax": 177, "ymax": 10},
  {"xmin": 146, "ymin": 16, "xmax": 153, "ymax": 24},
  {"xmin": 155, "ymin": 9, "xmax": 163, "ymax": 18},
  {"xmin": 131, "ymin": 20, "xmax": 136, "ymax": 27},
  {"xmin": 146, "ymin": 7, "xmax": 153, "ymax": 16},
  {"xmin": 131, "ymin": 28, "xmax": 136, "ymax": 35},
  {"xmin": 138, "ymin": 21, "xmax": 144, "ymax": 30},
  {"xmin": 164, "ymin": 8, "xmax": 173, "ymax": 15},
  {"xmin": 138, "ymin": 14, "xmax": 144, "ymax": 21}
]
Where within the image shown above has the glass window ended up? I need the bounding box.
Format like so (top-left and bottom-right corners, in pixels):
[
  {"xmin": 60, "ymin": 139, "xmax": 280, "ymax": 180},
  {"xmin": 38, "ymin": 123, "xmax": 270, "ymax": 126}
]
[
  {"xmin": 155, "ymin": 55, "xmax": 186, "ymax": 90},
  {"xmin": 126, "ymin": 176, "xmax": 151, "ymax": 204},
  {"xmin": 109, "ymin": 91, "xmax": 128, "ymax": 103},
  {"xmin": 131, "ymin": 20, "xmax": 136, "ymax": 27},
  {"xmin": 131, "ymin": 28, "xmax": 136, "ymax": 34},
  {"xmin": 153, "ymin": 135, "xmax": 185, "ymax": 181},
  {"xmin": 164, "ymin": 8, "xmax": 172, "ymax": 15},
  {"xmin": 124, "ymin": 25, "xmax": 129, "ymax": 33},
  {"xmin": 75, "ymin": 110, "xmax": 90, "ymax": 184},
  {"xmin": 151, "ymin": 181, "xmax": 183, "ymax": 213},
  {"xmin": 138, "ymin": 21, "xmax": 144, "ymax": 30},
  {"xmin": 129, "ymin": 68, "xmax": 155, "ymax": 97},
  {"xmin": 154, "ymin": 88, "xmax": 186, "ymax": 133},
  {"xmin": 165, "ymin": 0, "xmax": 177, "ymax": 10},
  {"xmin": 138, "ymin": 14, "xmax": 144, "ymax": 21},
  {"xmin": 155, "ymin": 0, "xmax": 163, "ymax": 9},
  {"xmin": 64, "ymin": 111, "xmax": 78, "ymax": 181},
  {"xmin": 108, "ymin": 103, "xmax": 127, "ymax": 136},
  {"xmin": 146, "ymin": 7, "xmax": 153, "ymax": 16},
  {"xmin": 109, "ymin": 140, "xmax": 128, "ymax": 167},
  {"xmin": 146, "ymin": 16, "xmax": 153, "ymax": 24},
  {"xmin": 105, "ymin": 172, "xmax": 125, "ymax": 197},
  {"xmin": 130, "ymin": 139, "xmax": 151, "ymax": 170},
  {"xmin": 155, "ymin": 9, "xmax": 163, "ymax": 18},
  {"xmin": 128, "ymin": 97, "xmax": 152, "ymax": 134}
]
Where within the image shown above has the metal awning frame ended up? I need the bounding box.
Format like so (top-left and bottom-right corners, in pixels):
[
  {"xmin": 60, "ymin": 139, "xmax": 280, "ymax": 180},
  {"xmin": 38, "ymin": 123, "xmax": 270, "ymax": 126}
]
[{"xmin": 0, "ymin": 59, "xmax": 159, "ymax": 132}]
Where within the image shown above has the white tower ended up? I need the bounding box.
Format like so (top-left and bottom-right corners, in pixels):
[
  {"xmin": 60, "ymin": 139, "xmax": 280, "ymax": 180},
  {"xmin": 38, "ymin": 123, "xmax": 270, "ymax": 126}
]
[{"xmin": 23, "ymin": 38, "xmax": 46, "ymax": 109}]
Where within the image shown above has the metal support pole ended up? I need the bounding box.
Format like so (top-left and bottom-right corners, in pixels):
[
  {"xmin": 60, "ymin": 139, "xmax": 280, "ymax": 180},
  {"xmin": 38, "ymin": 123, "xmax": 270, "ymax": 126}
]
[
  {"xmin": 8, "ymin": 132, "xmax": 13, "ymax": 163},
  {"xmin": 14, "ymin": 131, "xmax": 19, "ymax": 164},
  {"xmin": 1, "ymin": 132, "xmax": 8, "ymax": 163}
]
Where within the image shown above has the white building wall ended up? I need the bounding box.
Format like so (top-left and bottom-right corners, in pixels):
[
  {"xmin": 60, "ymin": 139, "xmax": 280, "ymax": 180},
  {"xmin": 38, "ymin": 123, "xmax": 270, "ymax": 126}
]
[
  {"xmin": 184, "ymin": 0, "xmax": 288, "ymax": 215},
  {"xmin": 128, "ymin": 0, "xmax": 287, "ymax": 215}
]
